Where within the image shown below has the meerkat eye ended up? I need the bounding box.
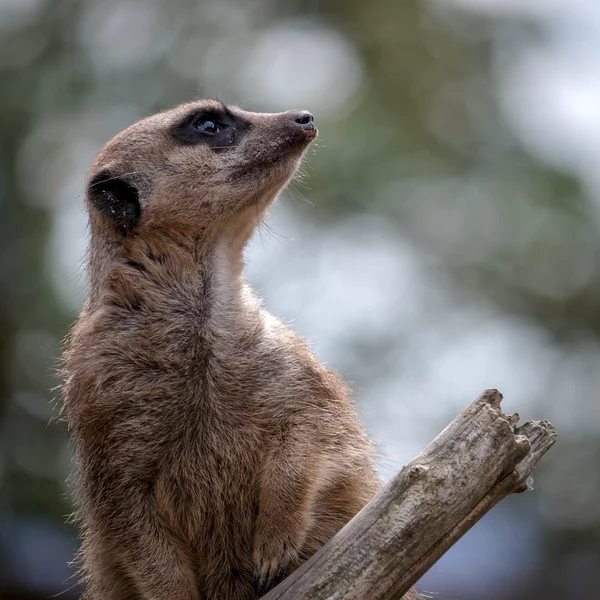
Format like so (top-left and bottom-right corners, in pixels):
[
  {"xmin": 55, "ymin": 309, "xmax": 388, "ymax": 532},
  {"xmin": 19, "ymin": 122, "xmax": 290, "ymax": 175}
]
[
  {"xmin": 172, "ymin": 108, "xmax": 238, "ymax": 145},
  {"xmin": 194, "ymin": 119, "xmax": 224, "ymax": 135}
]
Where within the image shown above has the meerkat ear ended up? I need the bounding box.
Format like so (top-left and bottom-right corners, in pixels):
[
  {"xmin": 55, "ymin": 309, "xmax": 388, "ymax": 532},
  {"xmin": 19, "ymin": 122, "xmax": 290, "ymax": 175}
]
[{"xmin": 87, "ymin": 170, "xmax": 141, "ymax": 233}]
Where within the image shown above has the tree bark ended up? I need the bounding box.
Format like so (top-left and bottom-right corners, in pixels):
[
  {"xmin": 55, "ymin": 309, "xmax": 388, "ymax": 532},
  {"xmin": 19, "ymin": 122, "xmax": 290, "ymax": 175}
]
[{"xmin": 264, "ymin": 389, "xmax": 556, "ymax": 600}]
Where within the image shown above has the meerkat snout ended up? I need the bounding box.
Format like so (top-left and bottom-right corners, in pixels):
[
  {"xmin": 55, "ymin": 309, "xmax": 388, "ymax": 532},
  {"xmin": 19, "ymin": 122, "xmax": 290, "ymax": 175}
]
[{"xmin": 290, "ymin": 110, "xmax": 315, "ymax": 131}]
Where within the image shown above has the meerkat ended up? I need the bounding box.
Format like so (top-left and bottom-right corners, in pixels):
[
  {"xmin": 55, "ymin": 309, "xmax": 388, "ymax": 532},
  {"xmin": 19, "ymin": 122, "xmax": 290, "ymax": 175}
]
[{"xmin": 62, "ymin": 100, "xmax": 420, "ymax": 600}]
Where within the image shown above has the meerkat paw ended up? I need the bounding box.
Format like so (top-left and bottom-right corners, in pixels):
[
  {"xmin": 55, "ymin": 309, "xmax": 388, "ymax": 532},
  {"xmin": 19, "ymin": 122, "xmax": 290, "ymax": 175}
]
[{"xmin": 252, "ymin": 534, "xmax": 299, "ymax": 597}]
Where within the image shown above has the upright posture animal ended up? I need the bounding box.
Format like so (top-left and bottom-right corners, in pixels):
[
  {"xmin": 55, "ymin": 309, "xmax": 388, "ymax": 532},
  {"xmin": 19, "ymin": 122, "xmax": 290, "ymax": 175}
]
[{"xmin": 62, "ymin": 100, "xmax": 415, "ymax": 599}]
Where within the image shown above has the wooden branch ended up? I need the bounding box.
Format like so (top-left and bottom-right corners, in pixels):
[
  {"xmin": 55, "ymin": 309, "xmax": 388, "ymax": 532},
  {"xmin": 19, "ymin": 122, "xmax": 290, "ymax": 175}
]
[{"xmin": 264, "ymin": 389, "xmax": 556, "ymax": 600}]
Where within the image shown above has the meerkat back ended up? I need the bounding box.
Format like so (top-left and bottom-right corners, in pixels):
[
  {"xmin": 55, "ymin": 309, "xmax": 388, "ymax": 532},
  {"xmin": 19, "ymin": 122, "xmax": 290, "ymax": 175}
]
[{"xmin": 62, "ymin": 100, "xmax": 416, "ymax": 600}]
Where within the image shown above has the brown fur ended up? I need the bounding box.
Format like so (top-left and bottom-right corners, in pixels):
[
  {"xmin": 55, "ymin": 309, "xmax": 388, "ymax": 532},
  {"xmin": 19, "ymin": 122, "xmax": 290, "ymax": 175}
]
[{"xmin": 61, "ymin": 100, "xmax": 416, "ymax": 599}]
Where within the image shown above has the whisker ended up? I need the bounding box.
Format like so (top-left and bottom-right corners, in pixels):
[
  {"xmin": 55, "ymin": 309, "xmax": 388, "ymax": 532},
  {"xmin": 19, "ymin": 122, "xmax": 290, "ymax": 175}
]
[
  {"xmin": 287, "ymin": 182, "xmax": 314, "ymax": 207},
  {"xmin": 255, "ymin": 206, "xmax": 269, "ymax": 250},
  {"xmin": 260, "ymin": 218, "xmax": 288, "ymax": 245},
  {"xmin": 87, "ymin": 170, "xmax": 147, "ymax": 188}
]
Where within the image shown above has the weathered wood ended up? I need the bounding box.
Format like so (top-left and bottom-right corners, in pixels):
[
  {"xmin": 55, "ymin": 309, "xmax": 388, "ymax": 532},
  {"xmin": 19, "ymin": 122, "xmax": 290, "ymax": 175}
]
[{"xmin": 264, "ymin": 389, "xmax": 556, "ymax": 600}]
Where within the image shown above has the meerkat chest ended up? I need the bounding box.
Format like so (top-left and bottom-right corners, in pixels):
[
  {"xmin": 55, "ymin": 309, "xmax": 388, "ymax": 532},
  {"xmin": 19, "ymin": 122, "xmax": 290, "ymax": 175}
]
[{"xmin": 154, "ymin": 413, "xmax": 263, "ymax": 541}]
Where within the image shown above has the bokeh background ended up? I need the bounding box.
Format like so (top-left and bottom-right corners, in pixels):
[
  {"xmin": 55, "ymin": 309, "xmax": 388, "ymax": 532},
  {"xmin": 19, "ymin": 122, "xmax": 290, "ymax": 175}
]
[{"xmin": 1, "ymin": 0, "xmax": 599, "ymax": 598}]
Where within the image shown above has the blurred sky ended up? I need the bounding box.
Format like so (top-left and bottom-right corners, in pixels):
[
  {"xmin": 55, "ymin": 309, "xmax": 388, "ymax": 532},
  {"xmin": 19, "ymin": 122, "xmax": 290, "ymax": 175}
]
[{"xmin": 1, "ymin": 0, "xmax": 599, "ymax": 599}]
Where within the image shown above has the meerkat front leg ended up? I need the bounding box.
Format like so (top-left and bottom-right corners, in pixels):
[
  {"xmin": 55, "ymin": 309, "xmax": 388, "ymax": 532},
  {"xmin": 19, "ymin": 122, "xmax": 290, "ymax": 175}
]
[
  {"xmin": 77, "ymin": 431, "xmax": 201, "ymax": 600},
  {"xmin": 89, "ymin": 495, "xmax": 201, "ymax": 600},
  {"xmin": 253, "ymin": 423, "xmax": 326, "ymax": 596}
]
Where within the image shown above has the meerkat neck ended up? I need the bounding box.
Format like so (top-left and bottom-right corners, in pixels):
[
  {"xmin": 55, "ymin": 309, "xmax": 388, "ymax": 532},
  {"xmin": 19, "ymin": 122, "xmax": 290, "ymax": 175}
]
[
  {"xmin": 201, "ymin": 235, "xmax": 249, "ymax": 326},
  {"xmin": 87, "ymin": 225, "xmax": 258, "ymax": 346}
]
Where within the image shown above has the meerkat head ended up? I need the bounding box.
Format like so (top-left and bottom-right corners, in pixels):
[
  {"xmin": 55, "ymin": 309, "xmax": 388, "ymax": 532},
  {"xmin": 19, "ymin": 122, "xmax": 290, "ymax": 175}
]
[{"xmin": 85, "ymin": 99, "xmax": 317, "ymax": 247}]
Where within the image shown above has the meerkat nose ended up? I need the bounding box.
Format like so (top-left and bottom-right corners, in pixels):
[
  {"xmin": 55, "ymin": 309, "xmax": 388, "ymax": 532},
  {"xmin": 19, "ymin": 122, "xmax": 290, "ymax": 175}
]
[{"xmin": 291, "ymin": 111, "xmax": 315, "ymax": 131}]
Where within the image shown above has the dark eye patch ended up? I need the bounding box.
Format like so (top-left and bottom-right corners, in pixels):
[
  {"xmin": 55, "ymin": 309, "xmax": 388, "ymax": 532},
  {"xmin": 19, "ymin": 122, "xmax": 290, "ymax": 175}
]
[{"xmin": 171, "ymin": 106, "xmax": 247, "ymax": 150}]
